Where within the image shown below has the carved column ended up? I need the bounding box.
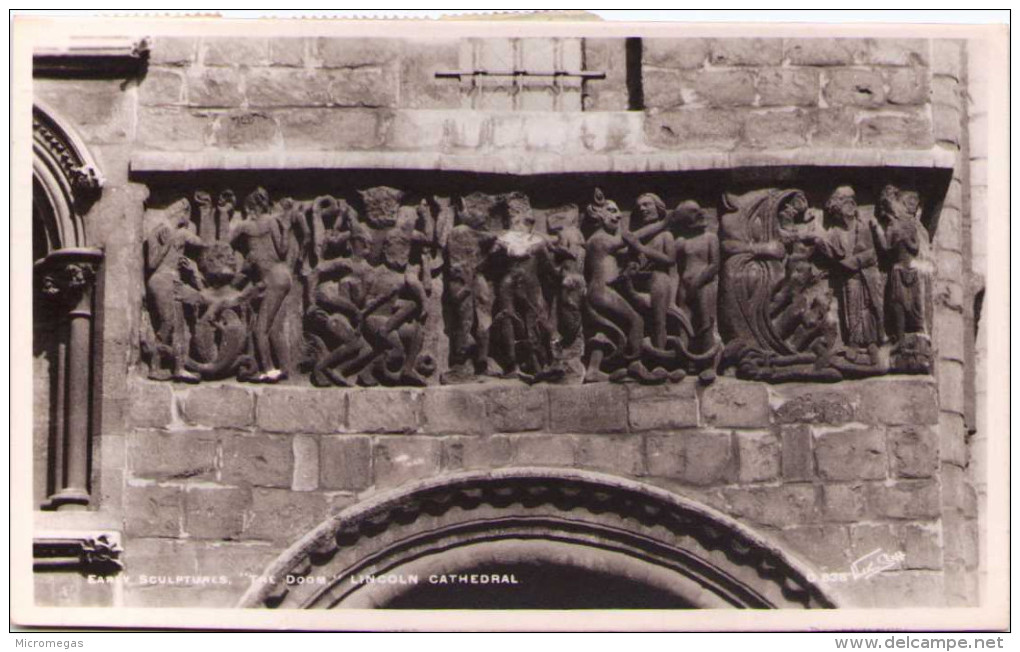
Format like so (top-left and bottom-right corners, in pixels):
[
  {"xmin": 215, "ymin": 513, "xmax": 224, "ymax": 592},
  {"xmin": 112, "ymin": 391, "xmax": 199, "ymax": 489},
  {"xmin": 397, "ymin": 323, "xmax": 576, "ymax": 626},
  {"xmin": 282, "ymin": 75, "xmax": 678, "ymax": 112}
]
[{"xmin": 36, "ymin": 247, "xmax": 103, "ymax": 511}]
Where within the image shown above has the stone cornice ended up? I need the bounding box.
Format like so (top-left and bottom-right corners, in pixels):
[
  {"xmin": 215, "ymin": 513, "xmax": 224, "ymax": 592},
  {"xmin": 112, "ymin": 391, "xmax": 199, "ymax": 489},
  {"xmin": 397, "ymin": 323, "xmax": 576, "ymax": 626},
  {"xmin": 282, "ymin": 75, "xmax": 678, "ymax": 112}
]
[
  {"xmin": 33, "ymin": 36, "xmax": 149, "ymax": 77},
  {"xmin": 33, "ymin": 530, "xmax": 124, "ymax": 575}
]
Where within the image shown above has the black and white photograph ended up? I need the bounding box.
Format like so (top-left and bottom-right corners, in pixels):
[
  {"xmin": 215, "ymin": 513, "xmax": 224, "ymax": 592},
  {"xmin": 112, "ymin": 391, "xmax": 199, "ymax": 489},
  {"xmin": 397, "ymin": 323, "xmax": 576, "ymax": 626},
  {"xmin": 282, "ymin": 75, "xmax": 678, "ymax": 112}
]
[{"xmin": 10, "ymin": 10, "xmax": 1010, "ymax": 634}]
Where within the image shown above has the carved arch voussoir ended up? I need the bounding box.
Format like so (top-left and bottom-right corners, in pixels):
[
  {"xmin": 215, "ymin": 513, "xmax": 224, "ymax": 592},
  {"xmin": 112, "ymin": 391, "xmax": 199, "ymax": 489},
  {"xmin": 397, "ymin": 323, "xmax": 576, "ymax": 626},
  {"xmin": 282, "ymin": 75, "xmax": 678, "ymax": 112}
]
[{"xmin": 238, "ymin": 468, "xmax": 839, "ymax": 610}]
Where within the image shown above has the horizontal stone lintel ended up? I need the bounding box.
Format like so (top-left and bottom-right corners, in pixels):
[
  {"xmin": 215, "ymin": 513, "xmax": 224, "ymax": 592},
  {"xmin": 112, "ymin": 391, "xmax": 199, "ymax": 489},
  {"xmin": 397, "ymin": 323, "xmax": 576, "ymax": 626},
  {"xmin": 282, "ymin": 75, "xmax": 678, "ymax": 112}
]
[{"xmin": 131, "ymin": 147, "xmax": 957, "ymax": 176}]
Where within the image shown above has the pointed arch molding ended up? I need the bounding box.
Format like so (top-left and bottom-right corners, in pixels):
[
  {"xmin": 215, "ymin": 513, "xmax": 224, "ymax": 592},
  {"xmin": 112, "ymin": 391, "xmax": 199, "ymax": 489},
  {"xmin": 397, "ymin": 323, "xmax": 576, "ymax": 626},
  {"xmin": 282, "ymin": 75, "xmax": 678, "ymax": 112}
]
[{"xmin": 239, "ymin": 468, "xmax": 838, "ymax": 610}]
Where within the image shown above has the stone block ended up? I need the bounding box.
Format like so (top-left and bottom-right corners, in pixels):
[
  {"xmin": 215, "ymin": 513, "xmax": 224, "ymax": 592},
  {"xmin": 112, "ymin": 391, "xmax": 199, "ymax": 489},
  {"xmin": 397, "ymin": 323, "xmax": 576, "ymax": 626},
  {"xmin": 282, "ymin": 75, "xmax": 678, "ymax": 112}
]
[
  {"xmin": 772, "ymin": 386, "xmax": 855, "ymax": 424},
  {"xmin": 814, "ymin": 427, "xmax": 887, "ymax": 481},
  {"xmin": 210, "ymin": 111, "xmax": 280, "ymax": 150},
  {"xmin": 642, "ymin": 68, "xmax": 684, "ymax": 109},
  {"xmin": 320, "ymin": 436, "xmax": 373, "ymax": 491},
  {"xmin": 139, "ymin": 68, "xmax": 185, "ymax": 105},
  {"xmin": 821, "ymin": 483, "xmax": 867, "ymax": 522},
  {"xmin": 277, "ymin": 108, "xmax": 386, "ymax": 150},
  {"xmin": 938, "ymin": 413, "xmax": 968, "ymax": 467},
  {"xmin": 34, "ymin": 79, "xmax": 134, "ymax": 144},
  {"xmin": 575, "ymin": 435, "xmax": 644, "ymax": 476},
  {"xmin": 756, "ymin": 68, "xmax": 820, "ymax": 107},
  {"xmin": 128, "ymin": 381, "xmax": 174, "ymax": 429},
  {"xmin": 122, "ymin": 538, "xmax": 197, "ymax": 578},
  {"xmin": 184, "ymin": 486, "xmax": 251, "ymax": 540},
  {"xmin": 646, "ymin": 431, "xmax": 733, "ymax": 486},
  {"xmin": 866, "ymin": 481, "xmax": 940, "ymax": 519},
  {"xmin": 869, "ymin": 572, "xmax": 945, "ymax": 608},
  {"xmin": 136, "ymin": 106, "xmax": 213, "ymax": 151},
  {"xmin": 886, "ymin": 67, "xmax": 930, "ymax": 105},
  {"xmin": 244, "ymin": 489, "xmax": 328, "ymax": 544},
  {"xmin": 708, "ymin": 38, "xmax": 783, "ymax": 66},
  {"xmin": 178, "ymin": 385, "xmax": 254, "ymax": 429},
  {"xmin": 644, "ymin": 109, "xmax": 742, "ymax": 150},
  {"xmin": 942, "ymin": 514, "xmax": 979, "ymax": 570},
  {"xmin": 627, "ymin": 382, "xmax": 698, "ymax": 431},
  {"xmin": 783, "ymin": 38, "xmax": 866, "ymax": 66},
  {"xmin": 778, "ymin": 525, "xmax": 851, "ymax": 572},
  {"xmin": 811, "ymin": 107, "xmax": 858, "ymax": 147},
  {"xmin": 245, "ymin": 69, "xmax": 331, "ymax": 107},
  {"xmin": 128, "ymin": 431, "xmax": 218, "ymax": 481},
  {"xmin": 511, "ymin": 434, "xmax": 577, "ymax": 467},
  {"xmin": 902, "ymin": 523, "xmax": 943, "ymax": 569},
  {"xmin": 186, "ymin": 68, "xmax": 244, "ymax": 107},
  {"xmin": 347, "ymin": 389, "xmax": 421, "ymax": 433},
  {"xmin": 483, "ymin": 385, "xmax": 547, "ymax": 432},
  {"xmin": 203, "ymin": 37, "xmax": 269, "ymax": 66},
  {"xmin": 781, "ymin": 424, "xmax": 815, "ymax": 482},
  {"xmin": 934, "ymin": 104, "xmax": 963, "ymax": 145},
  {"xmin": 315, "ymin": 38, "xmax": 399, "ymax": 68},
  {"xmin": 422, "ymin": 389, "xmax": 488, "ymax": 434},
  {"xmin": 850, "ymin": 523, "xmax": 902, "ymax": 559},
  {"xmin": 682, "ymin": 70, "xmax": 756, "ymax": 107},
  {"xmin": 125, "ymin": 484, "xmax": 183, "ymax": 537},
  {"xmin": 443, "ymin": 435, "xmax": 513, "ymax": 471},
  {"xmin": 889, "ymin": 427, "xmax": 938, "ymax": 478},
  {"xmin": 221, "ymin": 433, "xmax": 293, "ymax": 489},
  {"xmin": 859, "ymin": 110, "xmax": 934, "ymax": 149},
  {"xmin": 824, "ymin": 69, "xmax": 886, "ymax": 107},
  {"xmin": 742, "ymin": 109, "xmax": 812, "ymax": 149},
  {"xmin": 149, "ymin": 37, "xmax": 198, "ymax": 66},
  {"xmin": 642, "ymin": 38, "xmax": 709, "ymax": 69},
  {"xmin": 933, "ymin": 206, "xmax": 963, "ymax": 253},
  {"xmin": 864, "ymin": 38, "xmax": 930, "ymax": 66},
  {"xmin": 724, "ymin": 485, "xmax": 819, "ymax": 528},
  {"xmin": 734, "ymin": 431, "xmax": 780, "ymax": 483},
  {"xmin": 269, "ymin": 38, "xmax": 308, "ymax": 67},
  {"xmin": 548, "ymin": 384, "xmax": 628, "ymax": 433},
  {"xmin": 398, "ymin": 38, "xmax": 462, "ymax": 110},
  {"xmin": 292, "ymin": 435, "xmax": 320, "ymax": 491},
  {"xmin": 858, "ymin": 378, "xmax": 938, "ymax": 426},
  {"xmin": 373, "ymin": 437, "xmax": 442, "ymax": 487},
  {"xmin": 931, "ymin": 40, "xmax": 963, "ymax": 81},
  {"xmin": 256, "ymin": 387, "xmax": 345, "ymax": 434},
  {"xmin": 700, "ymin": 379, "xmax": 770, "ymax": 428},
  {"xmin": 327, "ymin": 67, "xmax": 399, "ymax": 108},
  {"xmin": 192, "ymin": 541, "xmax": 279, "ymax": 585}
]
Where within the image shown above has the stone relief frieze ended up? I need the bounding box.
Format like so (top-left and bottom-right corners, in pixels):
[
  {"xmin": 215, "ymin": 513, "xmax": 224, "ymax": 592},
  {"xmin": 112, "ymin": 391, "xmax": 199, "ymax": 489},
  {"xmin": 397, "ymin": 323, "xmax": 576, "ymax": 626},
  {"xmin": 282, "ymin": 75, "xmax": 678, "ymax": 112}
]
[{"xmin": 140, "ymin": 180, "xmax": 935, "ymax": 386}]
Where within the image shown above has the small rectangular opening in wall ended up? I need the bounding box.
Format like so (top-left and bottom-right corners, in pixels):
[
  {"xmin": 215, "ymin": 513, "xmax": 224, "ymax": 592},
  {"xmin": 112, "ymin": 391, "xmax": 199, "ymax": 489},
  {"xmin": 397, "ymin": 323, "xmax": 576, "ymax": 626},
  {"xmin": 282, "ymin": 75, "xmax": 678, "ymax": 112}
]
[{"xmin": 625, "ymin": 37, "xmax": 644, "ymax": 111}]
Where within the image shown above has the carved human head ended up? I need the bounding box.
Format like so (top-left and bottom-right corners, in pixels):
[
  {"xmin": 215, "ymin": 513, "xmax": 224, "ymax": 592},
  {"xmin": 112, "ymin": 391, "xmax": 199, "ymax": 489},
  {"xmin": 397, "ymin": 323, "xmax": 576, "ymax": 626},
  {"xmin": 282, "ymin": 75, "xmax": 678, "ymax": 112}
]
[
  {"xmin": 244, "ymin": 187, "xmax": 271, "ymax": 219},
  {"xmin": 878, "ymin": 185, "xmax": 921, "ymax": 224},
  {"xmin": 166, "ymin": 198, "xmax": 192, "ymax": 228},
  {"xmin": 586, "ymin": 188, "xmax": 621, "ymax": 234},
  {"xmin": 217, "ymin": 189, "xmax": 236, "ymax": 212},
  {"xmin": 382, "ymin": 227, "xmax": 412, "ymax": 270},
  {"xmin": 670, "ymin": 199, "xmax": 705, "ymax": 231},
  {"xmin": 825, "ymin": 186, "xmax": 857, "ymax": 224},
  {"xmin": 504, "ymin": 192, "xmax": 535, "ymax": 233},
  {"xmin": 778, "ymin": 192, "xmax": 809, "ymax": 227},
  {"xmin": 636, "ymin": 193, "xmax": 667, "ymax": 224},
  {"xmin": 198, "ymin": 242, "xmax": 241, "ymax": 287}
]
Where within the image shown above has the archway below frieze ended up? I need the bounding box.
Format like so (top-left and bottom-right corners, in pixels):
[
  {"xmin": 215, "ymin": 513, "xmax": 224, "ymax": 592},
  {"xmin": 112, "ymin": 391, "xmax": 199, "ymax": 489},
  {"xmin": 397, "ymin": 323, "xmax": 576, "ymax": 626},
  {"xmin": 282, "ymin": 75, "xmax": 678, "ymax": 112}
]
[{"xmin": 238, "ymin": 468, "xmax": 838, "ymax": 610}]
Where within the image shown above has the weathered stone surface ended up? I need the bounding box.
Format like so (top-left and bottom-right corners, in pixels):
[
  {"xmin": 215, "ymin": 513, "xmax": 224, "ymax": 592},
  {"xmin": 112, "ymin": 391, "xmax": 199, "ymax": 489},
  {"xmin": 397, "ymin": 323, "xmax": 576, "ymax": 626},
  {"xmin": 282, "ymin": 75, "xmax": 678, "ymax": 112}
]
[
  {"xmin": 781, "ymin": 424, "xmax": 814, "ymax": 482},
  {"xmin": 859, "ymin": 110, "xmax": 934, "ymax": 148},
  {"xmin": 824, "ymin": 69, "xmax": 886, "ymax": 107},
  {"xmin": 646, "ymin": 431, "xmax": 732, "ymax": 485},
  {"xmin": 938, "ymin": 413, "xmax": 968, "ymax": 467},
  {"xmin": 548, "ymin": 384, "xmax": 628, "ymax": 433},
  {"xmin": 422, "ymin": 389, "xmax": 488, "ymax": 434},
  {"xmin": 709, "ymin": 38, "xmax": 783, "ymax": 66},
  {"xmin": 933, "ymin": 104, "xmax": 962, "ymax": 145},
  {"xmin": 779, "ymin": 525, "xmax": 851, "ymax": 572},
  {"xmin": 179, "ymin": 385, "xmax": 254, "ymax": 429},
  {"xmin": 245, "ymin": 69, "xmax": 331, "ymax": 107},
  {"xmin": 889, "ymin": 427, "xmax": 938, "ymax": 478},
  {"xmin": 642, "ymin": 68, "xmax": 684, "ymax": 109},
  {"xmin": 122, "ymin": 538, "xmax": 197, "ymax": 578},
  {"xmin": 902, "ymin": 523, "xmax": 943, "ymax": 569},
  {"xmin": 931, "ymin": 76, "xmax": 960, "ymax": 109},
  {"xmin": 869, "ymin": 572, "xmax": 945, "ymax": 608},
  {"xmin": 483, "ymin": 385, "xmax": 547, "ymax": 432},
  {"xmin": 821, "ymin": 483, "xmax": 867, "ymax": 522},
  {"xmin": 866, "ymin": 481, "xmax": 940, "ymax": 519},
  {"xmin": 347, "ymin": 390, "xmax": 421, "ymax": 433},
  {"xmin": 277, "ymin": 108, "xmax": 386, "ymax": 150},
  {"xmin": 128, "ymin": 431, "xmax": 218, "ymax": 481},
  {"xmin": 269, "ymin": 38, "xmax": 308, "ymax": 67},
  {"xmin": 783, "ymin": 38, "xmax": 866, "ymax": 66},
  {"xmin": 942, "ymin": 513, "xmax": 979, "ymax": 569},
  {"xmin": 203, "ymin": 38, "xmax": 269, "ymax": 66},
  {"xmin": 700, "ymin": 380, "xmax": 769, "ymax": 428},
  {"xmin": 184, "ymin": 486, "xmax": 250, "ymax": 539},
  {"xmin": 135, "ymin": 107, "xmax": 212, "ymax": 150},
  {"xmin": 186, "ymin": 68, "xmax": 244, "ymax": 107},
  {"xmin": 575, "ymin": 435, "xmax": 644, "ymax": 476},
  {"xmin": 327, "ymin": 67, "xmax": 399, "ymax": 107},
  {"xmin": 931, "ymin": 40, "xmax": 963, "ymax": 81},
  {"xmin": 734, "ymin": 431, "xmax": 780, "ymax": 483},
  {"xmin": 511, "ymin": 434, "xmax": 577, "ymax": 467},
  {"xmin": 221, "ymin": 433, "xmax": 293, "ymax": 488},
  {"xmin": 773, "ymin": 387, "xmax": 855, "ymax": 424},
  {"xmin": 811, "ymin": 107, "xmax": 858, "ymax": 146},
  {"xmin": 125, "ymin": 485, "xmax": 183, "ymax": 537},
  {"xmin": 886, "ymin": 67, "xmax": 930, "ymax": 105},
  {"xmin": 858, "ymin": 379, "xmax": 938, "ymax": 426},
  {"xmin": 256, "ymin": 387, "xmax": 345, "ymax": 434},
  {"xmin": 292, "ymin": 435, "xmax": 320, "ymax": 491},
  {"xmin": 742, "ymin": 109, "xmax": 811, "ymax": 149},
  {"xmin": 644, "ymin": 109, "xmax": 742, "ymax": 150},
  {"xmin": 682, "ymin": 70, "xmax": 756, "ymax": 107},
  {"xmin": 814, "ymin": 427, "xmax": 887, "ymax": 481},
  {"xmin": 149, "ymin": 37, "xmax": 198, "ymax": 66},
  {"xmin": 850, "ymin": 523, "xmax": 902, "ymax": 559},
  {"xmin": 373, "ymin": 437, "xmax": 442, "ymax": 487},
  {"xmin": 128, "ymin": 381, "xmax": 174, "ymax": 429},
  {"xmin": 191, "ymin": 541, "xmax": 279, "ymax": 587},
  {"xmin": 642, "ymin": 38, "xmax": 709, "ymax": 69},
  {"xmin": 724, "ymin": 485, "xmax": 819, "ymax": 527},
  {"xmin": 864, "ymin": 38, "xmax": 930, "ymax": 66},
  {"xmin": 315, "ymin": 38, "xmax": 399, "ymax": 68},
  {"xmin": 244, "ymin": 489, "xmax": 328, "ymax": 544},
  {"xmin": 756, "ymin": 68, "xmax": 820, "ymax": 107},
  {"xmin": 139, "ymin": 68, "xmax": 185, "ymax": 105},
  {"xmin": 210, "ymin": 111, "xmax": 279, "ymax": 149},
  {"xmin": 627, "ymin": 383, "xmax": 698, "ymax": 431},
  {"xmin": 398, "ymin": 38, "xmax": 461, "ymax": 110},
  {"xmin": 319, "ymin": 436, "xmax": 373, "ymax": 491},
  {"xmin": 443, "ymin": 435, "xmax": 513, "ymax": 471}
]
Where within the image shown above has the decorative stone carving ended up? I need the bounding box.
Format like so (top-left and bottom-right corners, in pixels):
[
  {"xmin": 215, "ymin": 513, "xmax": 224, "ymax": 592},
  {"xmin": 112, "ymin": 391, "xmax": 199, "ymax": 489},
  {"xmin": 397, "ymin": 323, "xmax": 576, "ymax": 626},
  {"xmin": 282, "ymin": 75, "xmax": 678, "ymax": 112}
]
[
  {"xmin": 34, "ymin": 531, "xmax": 124, "ymax": 575},
  {"xmin": 140, "ymin": 181, "xmax": 938, "ymax": 386}
]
